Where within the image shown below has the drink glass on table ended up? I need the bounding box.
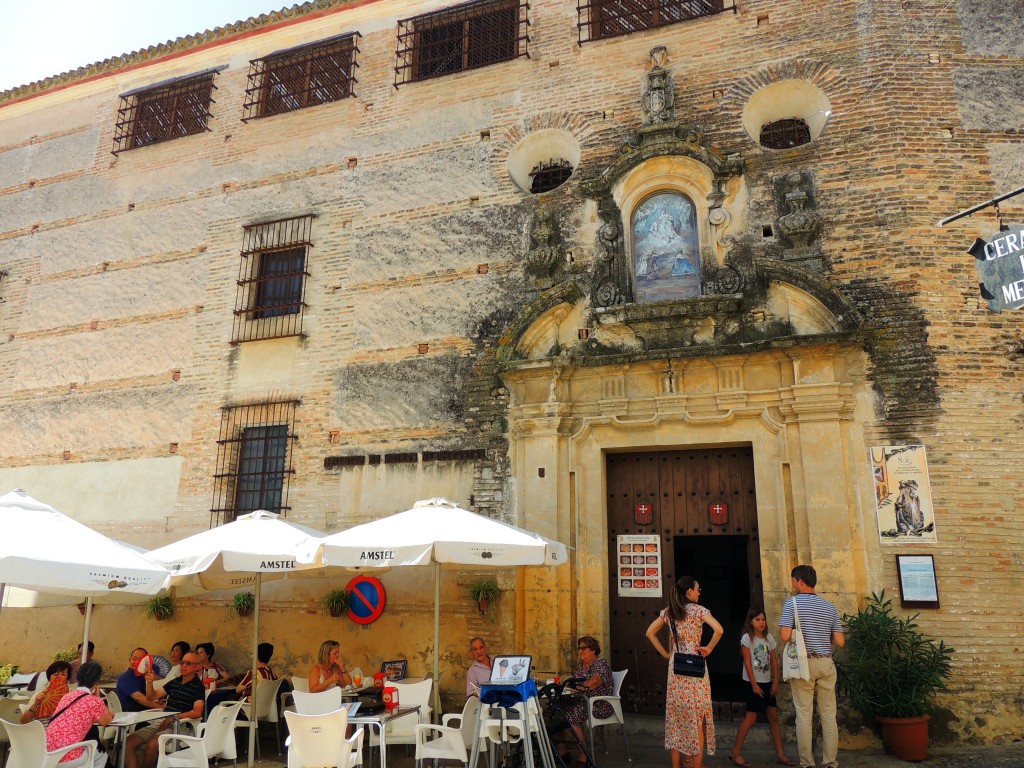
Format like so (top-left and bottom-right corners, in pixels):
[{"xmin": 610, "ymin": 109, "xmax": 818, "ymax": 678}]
[{"xmin": 353, "ymin": 673, "xmax": 362, "ymax": 688}]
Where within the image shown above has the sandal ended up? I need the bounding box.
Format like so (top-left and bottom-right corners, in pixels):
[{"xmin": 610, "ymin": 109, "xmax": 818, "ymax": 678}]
[
  {"xmin": 729, "ymin": 755, "xmax": 753, "ymax": 767},
  {"xmin": 775, "ymin": 757, "xmax": 797, "ymax": 766}
]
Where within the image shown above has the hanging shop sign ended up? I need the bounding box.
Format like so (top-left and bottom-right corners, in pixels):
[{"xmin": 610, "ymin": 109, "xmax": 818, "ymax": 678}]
[
  {"xmin": 970, "ymin": 224, "xmax": 1024, "ymax": 312},
  {"xmin": 616, "ymin": 533, "xmax": 662, "ymax": 598},
  {"xmin": 868, "ymin": 444, "xmax": 938, "ymax": 544}
]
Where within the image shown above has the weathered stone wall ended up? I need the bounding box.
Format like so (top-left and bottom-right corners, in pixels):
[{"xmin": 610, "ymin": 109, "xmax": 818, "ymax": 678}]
[{"xmin": 0, "ymin": 0, "xmax": 1021, "ymax": 741}]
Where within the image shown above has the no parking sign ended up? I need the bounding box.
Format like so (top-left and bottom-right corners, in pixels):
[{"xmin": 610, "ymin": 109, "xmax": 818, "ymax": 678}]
[{"xmin": 346, "ymin": 575, "xmax": 386, "ymax": 625}]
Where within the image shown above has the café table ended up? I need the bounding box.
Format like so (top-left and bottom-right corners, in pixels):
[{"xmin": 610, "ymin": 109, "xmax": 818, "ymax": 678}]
[
  {"xmin": 108, "ymin": 710, "xmax": 180, "ymax": 768},
  {"xmin": 349, "ymin": 704, "xmax": 420, "ymax": 768}
]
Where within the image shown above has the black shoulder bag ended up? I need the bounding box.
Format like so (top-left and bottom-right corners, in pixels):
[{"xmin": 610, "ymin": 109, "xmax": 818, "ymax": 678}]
[
  {"xmin": 668, "ymin": 607, "xmax": 706, "ymax": 678},
  {"xmin": 47, "ymin": 690, "xmax": 107, "ymax": 753}
]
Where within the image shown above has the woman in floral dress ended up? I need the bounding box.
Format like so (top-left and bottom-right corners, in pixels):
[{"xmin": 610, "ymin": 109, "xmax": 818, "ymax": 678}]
[
  {"xmin": 646, "ymin": 575, "xmax": 724, "ymax": 768},
  {"xmin": 555, "ymin": 635, "xmax": 614, "ymax": 766}
]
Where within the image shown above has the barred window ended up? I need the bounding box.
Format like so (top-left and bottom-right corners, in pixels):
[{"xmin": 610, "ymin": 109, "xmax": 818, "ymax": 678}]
[
  {"xmin": 395, "ymin": 0, "xmax": 529, "ymax": 86},
  {"xmin": 577, "ymin": 0, "xmax": 733, "ymax": 43},
  {"xmin": 211, "ymin": 400, "xmax": 298, "ymax": 525},
  {"xmin": 759, "ymin": 118, "xmax": 812, "ymax": 150},
  {"xmin": 243, "ymin": 34, "xmax": 360, "ymax": 120},
  {"xmin": 112, "ymin": 70, "xmax": 218, "ymax": 153},
  {"xmin": 233, "ymin": 215, "xmax": 314, "ymax": 343}
]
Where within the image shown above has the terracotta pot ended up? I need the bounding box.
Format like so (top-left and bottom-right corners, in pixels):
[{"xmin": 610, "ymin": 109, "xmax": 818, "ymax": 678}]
[
  {"xmin": 477, "ymin": 597, "xmax": 490, "ymax": 614},
  {"xmin": 237, "ymin": 606, "xmax": 253, "ymax": 618},
  {"xmin": 877, "ymin": 714, "xmax": 930, "ymax": 762},
  {"xmin": 329, "ymin": 605, "xmax": 345, "ymax": 618}
]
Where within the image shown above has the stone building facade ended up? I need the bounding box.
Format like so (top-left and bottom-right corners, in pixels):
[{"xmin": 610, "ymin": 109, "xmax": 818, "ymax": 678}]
[{"xmin": 1, "ymin": 0, "xmax": 1022, "ymax": 745}]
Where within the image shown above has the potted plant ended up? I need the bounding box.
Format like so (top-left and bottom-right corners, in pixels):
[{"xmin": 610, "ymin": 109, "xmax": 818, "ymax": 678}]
[
  {"xmin": 469, "ymin": 578, "xmax": 499, "ymax": 615},
  {"xmin": 231, "ymin": 591, "xmax": 255, "ymax": 617},
  {"xmin": 144, "ymin": 595, "xmax": 174, "ymax": 621},
  {"xmin": 323, "ymin": 588, "xmax": 349, "ymax": 618},
  {"xmin": 0, "ymin": 663, "xmax": 18, "ymax": 685},
  {"xmin": 837, "ymin": 591, "xmax": 954, "ymax": 762},
  {"xmin": 52, "ymin": 648, "xmax": 78, "ymax": 663}
]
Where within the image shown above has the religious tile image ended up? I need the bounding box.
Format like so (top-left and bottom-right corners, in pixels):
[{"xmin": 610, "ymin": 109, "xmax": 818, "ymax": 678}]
[{"xmin": 631, "ymin": 191, "xmax": 701, "ymax": 302}]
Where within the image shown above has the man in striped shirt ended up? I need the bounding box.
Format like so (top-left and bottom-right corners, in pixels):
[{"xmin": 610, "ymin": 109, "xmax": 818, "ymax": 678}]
[
  {"xmin": 779, "ymin": 564, "xmax": 845, "ymax": 768},
  {"xmin": 124, "ymin": 652, "xmax": 206, "ymax": 768}
]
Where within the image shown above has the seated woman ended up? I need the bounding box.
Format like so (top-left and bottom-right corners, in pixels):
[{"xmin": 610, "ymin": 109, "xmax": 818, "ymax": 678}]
[
  {"xmin": 196, "ymin": 642, "xmax": 231, "ymax": 685},
  {"xmin": 308, "ymin": 640, "xmax": 351, "ymax": 693},
  {"xmin": 553, "ymin": 636, "xmax": 614, "ymax": 766},
  {"xmin": 45, "ymin": 661, "xmax": 114, "ymax": 768},
  {"xmin": 20, "ymin": 660, "xmax": 71, "ymax": 723}
]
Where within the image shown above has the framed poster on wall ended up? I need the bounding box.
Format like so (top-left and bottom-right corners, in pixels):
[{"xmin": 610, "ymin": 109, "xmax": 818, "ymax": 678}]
[
  {"xmin": 895, "ymin": 554, "xmax": 940, "ymax": 608},
  {"xmin": 616, "ymin": 534, "xmax": 662, "ymax": 598},
  {"xmin": 869, "ymin": 444, "xmax": 938, "ymax": 543}
]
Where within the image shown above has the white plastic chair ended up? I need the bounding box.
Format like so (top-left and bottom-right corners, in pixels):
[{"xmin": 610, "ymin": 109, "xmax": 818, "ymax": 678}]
[
  {"xmin": 292, "ymin": 689, "xmax": 343, "ymax": 716},
  {"xmin": 1, "ymin": 718, "xmax": 98, "ymax": 768},
  {"xmin": 587, "ymin": 669, "xmax": 631, "ymax": 763},
  {"xmin": 156, "ymin": 700, "xmax": 243, "ymax": 768},
  {"xmin": 368, "ymin": 677, "xmax": 432, "ymax": 749},
  {"xmin": 440, "ymin": 697, "xmax": 494, "ymax": 767},
  {"xmin": 1, "ymin": 697, "xmax": 25, "ymax": 765},
  {"xmin": 236, "ymin": 676, "xmax": 285, "ymax": 756},
  {"xmin": 414, "ymin": 721, "xmax": 467, "ymax": 767},
  {"xmin": 280, "ymin": 675, "xmax": 309, "ymax": 714},
  {"xmin": 284, "ymin": 710, "xmax": 362, "ymax": 768}
]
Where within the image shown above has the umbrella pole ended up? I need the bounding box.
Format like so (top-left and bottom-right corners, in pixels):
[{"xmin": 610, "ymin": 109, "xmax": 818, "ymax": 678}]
[
  {"xmin": 80, "ymin": 597, "xmax": 94, "ymax": 664},
  {"xmin": 248, "ymin": 576, "xmax": 261, "ymax": 768},
  {"xmin": 433, "ymin": 561, "xmax": 441, "ymax": 722}
]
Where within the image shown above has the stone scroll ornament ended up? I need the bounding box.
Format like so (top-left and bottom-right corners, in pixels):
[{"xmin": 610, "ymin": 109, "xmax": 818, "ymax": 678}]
[{"xmin": 970, "ymin": 224, "xmax": 1024, "ymax": 312}]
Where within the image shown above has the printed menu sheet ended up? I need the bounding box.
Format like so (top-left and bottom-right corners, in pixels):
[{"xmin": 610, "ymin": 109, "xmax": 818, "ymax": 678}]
[{"xmin": 616, "ymin": 534, "xmax": 662, "ymax": 598}]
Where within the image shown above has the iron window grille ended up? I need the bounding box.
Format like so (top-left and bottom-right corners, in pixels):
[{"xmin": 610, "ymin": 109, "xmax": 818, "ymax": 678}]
[
  {"xmin": 577, "ymin": 0, "xmax": 734, "ymax": 44},
  {"xmin": 232, "ymin": 215, "xmax": 314, "ymax": 344},
  {"xmin": 243, "ymin": 33, "xmax": 360, "ymax": 120},
  {"xmin": 395, "ymin": 0, "xmax": 529, "ymax": 87},
  {"xmin": 112, "ymin": 70, "xmax": 218, "ymax": 153},
  {"xmin": 529, "ymin": 159, "xmax": 574, "ymax": 193},
  {"xmin": 211, "ymin": 399, "xmax": 299, "ymax": 525},
  {"xmin": 759, "ymin": 118, "xmax": 812, "ymax": 149}
]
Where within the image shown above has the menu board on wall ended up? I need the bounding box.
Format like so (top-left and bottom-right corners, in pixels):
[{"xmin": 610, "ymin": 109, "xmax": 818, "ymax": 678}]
[{"xmin": 616, "ymin": 534, "xmax": 662, "ymax": 598}]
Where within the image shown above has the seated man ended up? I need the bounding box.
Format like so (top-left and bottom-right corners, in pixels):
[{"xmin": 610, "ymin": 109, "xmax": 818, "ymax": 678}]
[
  {"xmin": 68, "ymin": 641, "xmax": 97, "ymax": 683},
  {"xmin": 116, "ymin": 648, "xmax": 164, "ymax": 713},
  {"xmin": 124, "ymin": 652, "xmax": 205, "ymax": 768},
  {"xmin": 466, "ymin": 637, "xmax": 492, "ymax": 697}
]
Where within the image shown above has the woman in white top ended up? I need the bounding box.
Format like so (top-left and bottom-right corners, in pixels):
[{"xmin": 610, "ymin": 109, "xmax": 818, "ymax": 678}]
[{"xmin": 308, "ymin": 639, "xmax": 352, "ymax": 693}]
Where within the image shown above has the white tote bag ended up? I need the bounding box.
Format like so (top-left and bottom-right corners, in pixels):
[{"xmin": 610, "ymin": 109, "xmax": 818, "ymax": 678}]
[{"xmin": 781, "ymin": 598, "xmax": 810, "ymax": 681}]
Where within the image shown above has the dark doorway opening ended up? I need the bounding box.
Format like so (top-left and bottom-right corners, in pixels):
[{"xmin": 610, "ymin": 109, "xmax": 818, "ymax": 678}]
[{"xmin": 675, "ymin": 534, "xmax": 751, "ymax": 702}]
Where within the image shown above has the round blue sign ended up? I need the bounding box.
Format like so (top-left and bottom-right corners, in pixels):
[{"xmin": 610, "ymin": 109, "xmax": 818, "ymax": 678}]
[{"xmin": 347, "ymin": 575, "xmax": 386, "ymax": 625}]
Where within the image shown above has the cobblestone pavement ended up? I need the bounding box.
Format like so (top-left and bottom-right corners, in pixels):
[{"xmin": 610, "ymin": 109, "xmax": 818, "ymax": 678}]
[{"xmin": 247, "ymin": 729, "xmax": 1024, "ymax": 768}]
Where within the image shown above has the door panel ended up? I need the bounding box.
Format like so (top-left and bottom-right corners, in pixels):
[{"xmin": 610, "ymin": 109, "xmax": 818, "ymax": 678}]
[{"xmin": 607, "ymin": 447, "xmax": 761, "ymax": 715}]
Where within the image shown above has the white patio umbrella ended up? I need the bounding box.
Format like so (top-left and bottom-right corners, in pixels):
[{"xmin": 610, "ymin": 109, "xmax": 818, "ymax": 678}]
[
  {"xmin": 145, "ymin": 509, "xmax": 327, "ymax": 767},
  {"xmin": 0, "ymin": 489, "xmax": 172, "ymax": 665},
  {"xmin": 317, "ymin": 497, "xmax": 568, "ymax": 717}
]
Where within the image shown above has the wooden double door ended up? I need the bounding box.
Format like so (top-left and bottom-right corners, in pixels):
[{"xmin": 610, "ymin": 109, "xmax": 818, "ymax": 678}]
[{"xmin": 606, "ymin": 447, "xmax": 763, "ymax": 715}]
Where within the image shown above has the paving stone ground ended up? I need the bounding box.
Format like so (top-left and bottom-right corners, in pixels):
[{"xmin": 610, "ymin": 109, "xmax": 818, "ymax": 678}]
[{"xmin": 242, "ymin": 717, "xmax": 1024, "ymax": 768}]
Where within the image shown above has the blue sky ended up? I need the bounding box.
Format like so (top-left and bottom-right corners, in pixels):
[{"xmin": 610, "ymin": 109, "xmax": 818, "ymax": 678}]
[{"xmin": 0, "ymin": 0, "xmax": 288, "ymax": 92}]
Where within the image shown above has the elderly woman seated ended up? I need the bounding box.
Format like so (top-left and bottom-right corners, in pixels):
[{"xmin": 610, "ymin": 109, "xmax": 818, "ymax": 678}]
[{"xmin": 20, "ymin": 660, "xmax": 72, "ymax": 723}]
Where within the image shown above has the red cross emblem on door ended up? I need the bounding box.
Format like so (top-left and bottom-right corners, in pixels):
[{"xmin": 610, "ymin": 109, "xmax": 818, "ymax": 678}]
[
  {"xmin": 709, "ymin": 503, "xmax": 728, "ymax": 525},
  {"xmin": 634, "ymin": 503, "xmax": 653, "ymax": 524}
]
